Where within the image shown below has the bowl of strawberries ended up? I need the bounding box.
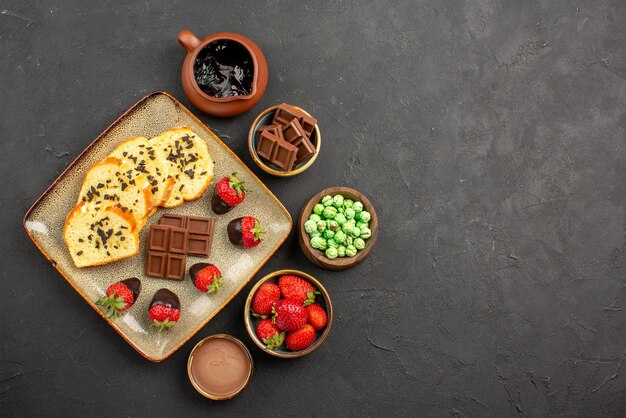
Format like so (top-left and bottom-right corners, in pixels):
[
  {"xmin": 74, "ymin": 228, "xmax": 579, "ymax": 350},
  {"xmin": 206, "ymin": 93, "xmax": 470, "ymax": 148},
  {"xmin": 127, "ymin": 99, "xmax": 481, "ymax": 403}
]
[{"xmin": 244, "ymin": 269, "xmax": 332, "ymax": 358}]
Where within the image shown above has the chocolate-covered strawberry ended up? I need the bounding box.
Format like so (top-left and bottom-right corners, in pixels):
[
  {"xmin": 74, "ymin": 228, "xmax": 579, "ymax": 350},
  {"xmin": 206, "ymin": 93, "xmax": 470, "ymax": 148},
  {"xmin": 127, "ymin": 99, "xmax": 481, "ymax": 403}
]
[
  {"xmin": 96, "ymin": 277, "xmax": 141, "ymax": 319},
  {"xmin": 190, "ymin": 263, "xmax": 222, "ymax": 294},
  {"xmin": 149, "ymin": 288, "xmax": 181, "ymax": 332},
  {"xmin": 212, "ymin": 173, "xmax": 248, "ymax": 214},
  {"xmin": 227, "ymin": 216, "xmax": 263, "ymax": 248}
]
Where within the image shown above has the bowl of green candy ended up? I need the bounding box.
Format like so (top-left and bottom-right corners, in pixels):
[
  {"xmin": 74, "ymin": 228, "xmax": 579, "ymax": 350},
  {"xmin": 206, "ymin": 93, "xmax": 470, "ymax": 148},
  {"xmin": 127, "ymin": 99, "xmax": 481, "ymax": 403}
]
[{"xmin": 298, "ymin": 187, "xmax": 378, "ymax": 270}]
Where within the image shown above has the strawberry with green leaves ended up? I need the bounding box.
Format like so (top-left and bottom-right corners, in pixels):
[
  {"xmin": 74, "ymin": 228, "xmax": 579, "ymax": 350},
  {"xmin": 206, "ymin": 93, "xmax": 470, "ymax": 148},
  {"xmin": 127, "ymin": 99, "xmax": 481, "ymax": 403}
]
[
  {"xmin": 149, "ymin": 289, "xmax": 181, "ymax": 332},
  {"xmin": 228, "ymin": 216, "xmax": 263, "ymax": 248},
  {"xmin": 190, "ymin": 263, "xmax": 222, "ymax": 294},
  {"xmin": 251, "ymin": 282, "xmax": 281, "ymax": 317},
  {"xmin": 278, "ymin": 275, "xmax": 317, "ymax": 305},
  {"xmin": 256, "ymin": 319, "xmax": 285, "ymax": 350},
  {"xmin": 96, "ymin": 277, "xmax": 141, "ymax": 319},
  {"xmin": 285, "ymin": 324, "xmax": 316, "ymax": 351},
  {"xmin": 212, "ymin": 173, "xmax": 249, "ymax": 214}
]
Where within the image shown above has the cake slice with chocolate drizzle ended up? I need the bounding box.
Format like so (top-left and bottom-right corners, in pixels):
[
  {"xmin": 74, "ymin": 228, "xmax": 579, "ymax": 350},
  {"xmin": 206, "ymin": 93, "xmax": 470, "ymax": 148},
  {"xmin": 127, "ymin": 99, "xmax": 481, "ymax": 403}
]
[
  {"xmin": 150, "ymin": 127, "xmax": 214, "ymax": 208},
  {"xmin": 109, "ymin": 136, "xmax": 174, "ymax": 208},
  {"xmin": 64, "ymin": 201, "xmax": 139, "ymax": 268},
  {"xmin": 77, "ymin": 157, "xmax": 154, "ymax": 228}
]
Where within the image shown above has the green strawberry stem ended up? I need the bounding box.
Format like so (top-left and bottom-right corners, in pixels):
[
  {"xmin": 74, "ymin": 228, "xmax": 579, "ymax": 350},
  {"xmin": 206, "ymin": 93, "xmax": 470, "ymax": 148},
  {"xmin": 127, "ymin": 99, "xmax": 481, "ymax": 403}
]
[
  {"xmin": 95, "ymin": 294, "xmax": 127, "ymax": 319},
  {"xmin": 263, "ymin": 332, "xmax": 285, "ymax": 350},
  {"xmin": 251, "ymin": 220, "xmax": 264, "ymax": 241},
  {"xmin": 206, "ymin": 274, "xmax": 222, "ymax": 294},
  {"xmin": 151, "ymin": 318, "xmax": 177, "ymax": 332},
  {"xmin": 228, "ymin": 172, "xmax": 249, "ymax": 197}
]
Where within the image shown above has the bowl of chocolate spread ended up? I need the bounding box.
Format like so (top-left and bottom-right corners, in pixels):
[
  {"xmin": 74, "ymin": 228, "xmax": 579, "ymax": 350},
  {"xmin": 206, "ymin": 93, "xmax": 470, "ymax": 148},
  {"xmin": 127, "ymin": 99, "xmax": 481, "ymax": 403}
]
[
  {"xmin": 178, "ymin": 30, "xmax": 268, "ymax": 117},
  {"xmin": 187, "ymin": 334, "xmax": 253, "ymax": 400}
]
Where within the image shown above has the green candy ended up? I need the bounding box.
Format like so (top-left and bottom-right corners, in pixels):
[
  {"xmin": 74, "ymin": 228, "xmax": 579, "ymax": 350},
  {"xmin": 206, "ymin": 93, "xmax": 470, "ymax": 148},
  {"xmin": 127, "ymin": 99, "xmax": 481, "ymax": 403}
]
[
  {"xmin": 309, "ymin": 230, "xmax": 322, "ymax": 238},
  {"xmin": 313, "ymin": 204, "xmax": 324, "ymax": 215},
  {"xmin": 318, "ymin": 237, "xmax": 328, "ymax": 250},
  {"xmin": 334, "ymin": 230, "xmax": 346, "ymax": 244},
  {"xmin": 360, "ymin": 227, "xmax": 372, "ymax": 239},
  {"xmin": 325, "ymin": 247, "xmax": 338, "ymax": 259},
  {"xmin": 328, "ymin": 220, "xmax": 339, "ymax": 231},
  {"xmin": 354, "ymin": 238, "xmax": 365, "ymax": 250},
  {"xmin": 337, "ymin": 245, "xmax": 346, "ymax": 257},
  {"xmin": 351, "ymin": 227, "xmax": 361, "ymax": 238},
  {"xmin": 345, "ymin": 245, "xmax": 357, "ymax": 257},
  {"xmin": 345, "ymin": 235, "xmax": 353, "ymax": 246},
  {"xmin": 321, "ymin": 195, "xmax": 333, "ymax": 207},
  {"xmin": 345, "ymin": 208, "xmax": 356, "ymax": 219},
  {"xmin": 323, "ymin": 229, "xmax": 335, "ymax": 240},
  {"xmin": 327, "ymin": 238, "xmax": 338, "ymax": 248},
  {"xmin": 359, "ymin": 211, "xmax": 371, "ymax": 223},
  {"xmin": 304, "ymin": 220, "xmax": 317, "ymax": 235},
  {"xmin": 352, "ymin": 201, "xmax": 363, "ymax": 213},
  {"xmin": 310, "ymin": 236, "xmax": 324, "ymax": 249},
  {"xmin": 356, "ymin": 221, "xmax": 368, "ymax": 230},
  {"xmin": 342, "ymin": 219, "xmax": 356, "ymax": 233},
  {"xmin": 337, "ymin": 207, "xmax": 344, "ymax": 214},
  {"xmin": 323, "ymin": 206, "xmax": 337, "ymax": 219},
  {"xmin": 335, "ymin": 213, "xmax": 347, "ymax": 225},
  {"xmin": 332, "ymin": 194, "xmax": 344, "ymax": 208},
  {"xmin": 343, "ymin": 199, "xmax": 354, "ymax": 209},
  {"xmin": 316, "ymin": 220, "xmax": 326, "ymax": 232},
  {"xmin": 309, "ymin": 213, "xmax": 321, "ymax": 223}
]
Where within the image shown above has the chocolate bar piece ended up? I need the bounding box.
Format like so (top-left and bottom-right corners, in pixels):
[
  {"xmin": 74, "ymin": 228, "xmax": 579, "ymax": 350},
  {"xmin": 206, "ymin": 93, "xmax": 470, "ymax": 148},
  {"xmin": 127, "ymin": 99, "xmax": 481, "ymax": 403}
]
[
  {"xmin": 158, "ymin": 215, "xmax": 214, "ymax": 257},
  {"xmin": 273, "ymin": 103, "xmax": 304, "ymax": 126},
  {"xmin": 271, "ymin": 140, "xmax": 298, "ymax": 171},
  {"xmin": 282, "ymin": 119, "xmax": 307, "ymax": 144},
  {"xmin": 148, "ymin": 225, "xmax": 170, "ymax": 252},
  {"xmin": 257, "ymin": 124, "xmax": 284, "ymax": 141},
  {"xmin": 160, "ymin": 214, "xmax": 188, "ymax": 229},
  {"xmin": 165, "ymin": 253, "xmax": 186, "ymax": 280},
  {"xmin": 167, "ymin": 227, "xmax": 189, "ymax": 254},
  {"xmin": 188, "ymin": 233, "xmax": 212, "ymax": 257},
  {"xmin": 256, "ymin": 130, "xmax": 281, "ymax": 161},
  {"xmin": 145, "ymin": 251, "xmax": 167, "ymax": 277},
  {"xmin": 299, "ymin": 114, "xmax": 317, "ymax": 138},
  {"xmin": 292, "ymin": 135, "xmax": 316, "ymax": 165}
]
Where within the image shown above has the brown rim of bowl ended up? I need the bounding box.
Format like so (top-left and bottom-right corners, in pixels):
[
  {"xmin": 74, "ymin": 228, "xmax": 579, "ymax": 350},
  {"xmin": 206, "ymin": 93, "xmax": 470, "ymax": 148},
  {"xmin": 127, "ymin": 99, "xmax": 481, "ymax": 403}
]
[
  {"xmin": 187, "ymin": 32, "xmax": 259, "ymax": 103},
  {"xmin": 247, "ymin": 105, "xmax": 321, "ymax": 177},
  {"xmin": 298, "ymin": 187, "xmax": 378, "ymax": 270},
  {"xmin": 244, "ymin": 269, "xmax": 333, "ymax": 358},
  {"xmin": 187, "ymin": 334, "xmax": 254, "ymax": 400}
]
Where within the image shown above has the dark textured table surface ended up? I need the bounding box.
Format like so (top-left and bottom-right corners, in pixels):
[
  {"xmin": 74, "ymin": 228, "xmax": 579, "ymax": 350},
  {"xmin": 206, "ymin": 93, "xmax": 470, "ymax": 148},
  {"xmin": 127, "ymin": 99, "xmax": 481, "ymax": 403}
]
[{"xmin": 2, "ymin": 1, "xmax": 625, "ymax": 416}]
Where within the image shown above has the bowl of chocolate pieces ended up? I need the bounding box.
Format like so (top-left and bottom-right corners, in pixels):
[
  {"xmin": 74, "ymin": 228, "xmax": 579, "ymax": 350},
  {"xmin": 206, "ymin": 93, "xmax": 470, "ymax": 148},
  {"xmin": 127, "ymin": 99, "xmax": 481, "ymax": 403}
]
[{"xmin": 248, "ymin": 103, "xmax": 320, "ymax": 177}]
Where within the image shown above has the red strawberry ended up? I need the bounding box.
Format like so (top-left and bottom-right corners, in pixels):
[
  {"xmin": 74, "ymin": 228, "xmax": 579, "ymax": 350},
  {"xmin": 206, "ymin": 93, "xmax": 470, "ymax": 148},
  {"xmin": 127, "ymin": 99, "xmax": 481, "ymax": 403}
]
[
  {"xmin": 212, "ymin": 173, "xmax": 248, "ymax": 214},
  {"xmin": 285, "ymin": 324, "xmax": 316, "ymax": 351},
  {"xmin": 190, "ymin": 263, "xmax": 222, "ymax": 293},
  {"xmin": 251, "ymin": 283, "xmax": 281, "ymax": 317},
  {"xmin": 227, "ymin": 216, "xmax": 263, "ymax": 248},
  {"xmin": 256, "ymin": 319, "xmax": 285, "ymax": 350},
  {"xmin": 149, "ymin": 289, "xmax": 181, "ymax": 332},
  {"xmin": 306, "ymin": 304, "xmax": 328, "ymax": 331},
  {"xmin": 96, "ymin": 277, "xmax": 141, "ymax": 319},
  {"xmin": 278, "ymin": 275, "xmax": 316, "ymax": 305},
  {"xmin": 273, "ymin": 299, "xmax": 307, "ymax": 332}
]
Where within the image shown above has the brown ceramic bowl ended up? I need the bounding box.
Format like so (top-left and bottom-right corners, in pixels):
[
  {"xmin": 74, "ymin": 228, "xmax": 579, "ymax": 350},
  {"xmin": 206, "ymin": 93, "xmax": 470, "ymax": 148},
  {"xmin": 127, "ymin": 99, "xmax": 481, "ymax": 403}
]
[
  {"xmin": 244, "ymin": 269, "xmax": 332, "ymax": 358},
  {"xmin": 178, "ymin": 30, "xmax": 268, "ymax": 117},
  {"xmin": 248, "ymin": 105, "xmax": 321, "ymax": 177},
  {"xmin": 187, "ymin": 334, "xmax": 254, "ymax": 400},
  {"xmin": 298, "ymin": 187, "xmax": 378, "ymax": 270}
]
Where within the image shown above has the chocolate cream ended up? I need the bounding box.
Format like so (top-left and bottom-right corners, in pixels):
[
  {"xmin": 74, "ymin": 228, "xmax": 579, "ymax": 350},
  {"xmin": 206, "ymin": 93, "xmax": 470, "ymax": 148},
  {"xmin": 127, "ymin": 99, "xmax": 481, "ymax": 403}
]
[{"xmin": 190, "ymin": 337, "xmax": 251, "ymax": 398}]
